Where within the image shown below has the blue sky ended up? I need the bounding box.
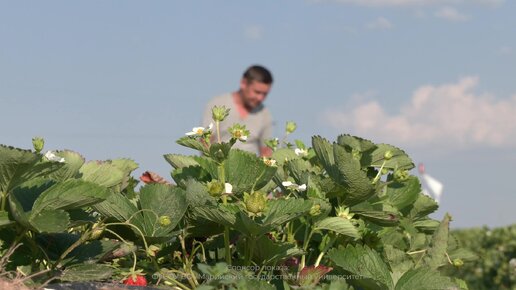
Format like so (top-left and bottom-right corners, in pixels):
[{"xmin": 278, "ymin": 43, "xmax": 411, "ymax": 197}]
[{"xmin": 1, "ymin": 0, "xmax": 515, "ymax": 228}]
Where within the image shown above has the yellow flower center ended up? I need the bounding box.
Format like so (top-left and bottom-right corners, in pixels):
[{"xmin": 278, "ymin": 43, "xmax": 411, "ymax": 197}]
[{"xmin": 196, "ymin": 128, "xmax": 204, "ymax": 135}]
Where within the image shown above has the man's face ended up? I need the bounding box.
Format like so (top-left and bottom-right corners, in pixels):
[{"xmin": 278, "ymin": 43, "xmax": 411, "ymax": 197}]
[{"xmin": 240, "ymin": 79, "xmax": 271, "ymax": 110}]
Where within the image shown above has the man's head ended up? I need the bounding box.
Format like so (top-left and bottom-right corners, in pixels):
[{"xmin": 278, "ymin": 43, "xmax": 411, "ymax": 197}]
[{"xmin": 239, "ymin": 65, "xmax": 273, "ymax": 110}]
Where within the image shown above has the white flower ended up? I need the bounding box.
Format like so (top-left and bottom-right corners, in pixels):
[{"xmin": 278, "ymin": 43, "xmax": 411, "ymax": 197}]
[
  {"xmin": 239, "ymin": 135, "xmax": 248, "ymax": 141},
  {"xmin": 282, "ymin": 181, "xmax": 293, "ymax": 187},
  {"xmin": 282, "ymin": 181, "xmax": 307, "ymax": 191},
  {"xmin": 224, "ymin": 183, "xmax": 233, "ymax": 194},
  {"xmin": 294, "ymin": 148, "xmax": 308, "ymax": 157},
  {"xmin": 185, "ymin": 123, "xmax": 213, "ymax": 136},
  {"xmin": 44, "ymin": 151, "xmax": 65, "ymax": 163}
]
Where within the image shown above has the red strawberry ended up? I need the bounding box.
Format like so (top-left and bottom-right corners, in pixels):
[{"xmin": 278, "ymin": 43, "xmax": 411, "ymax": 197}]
[{"xmin": 123, "ymin": 274, "xmax": 147, "ymax": 286}]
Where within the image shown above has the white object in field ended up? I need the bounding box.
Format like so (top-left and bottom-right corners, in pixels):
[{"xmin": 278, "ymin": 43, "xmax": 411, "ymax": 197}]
[{"xmin": 418, "ymin": 163, "xmax": 444, "ymax": 203}]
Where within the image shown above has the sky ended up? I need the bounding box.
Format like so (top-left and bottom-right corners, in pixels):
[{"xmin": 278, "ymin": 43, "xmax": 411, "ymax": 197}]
[{"xmin": 1, "ymin": 0, "xmax": 515, "ymax": 228}]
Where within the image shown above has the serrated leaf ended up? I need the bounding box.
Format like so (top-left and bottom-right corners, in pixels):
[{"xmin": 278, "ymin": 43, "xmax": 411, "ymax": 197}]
[
  {"xmin": 0, "ymin": 145, "xmax": 63, "ymax": 193},
  {"xmin": 354, "ymin": 210, "xmax": 399, "ymax": 226},
  {"xmin": 368, "ymin": 144, "xmax": 414, "ymax": 170},
  {"xmin": 315, "ymin": 217, "xmax": 360, "ymax": 238},
  {"xmin": 394, "ymin": 267, "xmax": 455, "ymax": 290},
  {"xmin": 263, "ymin": 198, "xmax": 312, "ymax": 227},
  {"xmin": 387, "ymin": 177, "xmax": 421, "ymax": 210},
  {"xmin": 29, "ymin": 209, "xmax": 70, "ymax": 233},
  {"xmin": 192, "ymin": 205, "xmax": 236, "ymax": 228},
  {"xmin": 252, "ymin": 235, "xmax": 303, "ymax": 265},
  {"xmin": 184, "ymin": 179, "xmax": 217, "ymax": 208},
  {"xmin": 92, "ymin": 192, "xmax": 141, "ymax": 224},
  {"xmin": 138, "ymin": 183, "xmax": 188, "ymax": 237},
  {"xmin": 47, "ymin": 150, "xmax": 85, "ymax": 181},
  {"xmin": 408, "ymin": 193, "xmax": 439, "ymax": 219},
  {"xmin": 177, "ymin": 136, "xmax": 208, "ymax": 154},
  {"xmin": 337, "ymin": 134, "xmax": 377, "ymax": 153},
  {"xmin": 60, "ymin": 263, "xmax": 114, "ymax": 282},
  {"xmin": 328, "ymin": 244, "xmax": 393, "ymax": 289},
  {"xmin": 164, "ymin": 154, "xmax": 200, "ymax": 169},
  {"xmin": 384, "ymin": 245, "xmax": 414, "ymax": 285},
  {"xmin": 333, "ymin": 144, "xmax": 375, "ymax": 205},
  {"xmin": 31, "ymin": 179, "xmax": 110, "ymax": 216},
  {"xmin": 312, "ymin": 136, "xmax": 337, "ymax": 177},
  {"xmin": 79, "ymin": 161, "xmax": 125, "ymax": 188},
  {"xmin": 223, "ymin": 149, "xmax": 277, "ymax": 194},
  {"xmin": 271, "ymin": 148, "xmax": 300, "ymax": 166},
  {"xmin": 423, "ymin": 213, "xmax": 451, "ymax": 270}
]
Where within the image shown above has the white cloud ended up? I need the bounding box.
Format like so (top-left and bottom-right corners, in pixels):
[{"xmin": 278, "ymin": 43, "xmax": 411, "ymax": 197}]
[
  {"xmin": 244, "ymin": 25, "xmax": 264, "ymax": 41},
  {"xmin": 323, "ymin": 77, "xmax": 516, "ymax": 149},
  {"xmin": 309, "ymin": 0, "xmax": 504, "ymax": 7},
  {"xmin": 366, "ymin": 17, "xmax": 393, "ymax": 30},
  {"xmin": 435, "ymin": 6, "xmax": 470, "ymax": 21}
]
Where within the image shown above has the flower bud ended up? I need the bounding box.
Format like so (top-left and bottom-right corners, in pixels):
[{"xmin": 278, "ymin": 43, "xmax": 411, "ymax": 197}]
[
  {"xmin": 32, "ymin": 137, "xmax": 45, "ymax": 153},
  {"xmin": 146, "ymin": 245, "xmax": 161, "ymax": 257},
  {"xmin": 207, "ymin": 180, "xmax": 225, "ymax": 197},
  {"xmin": 309, "ymin": 204, "xmax": 321, "ymax": 217},
  {"xmin": 285, "ymin": 121, "xmax": 297, "ymax": 134},
  {"xmin": 212, "ymin": 106, "xmax": 230, "ymax": 122},
  {"xmin": 384, "ymin": 150, "xmax": 393, "ymax": 160},
  {"xmin": 159, "ymin": 215, "xmax": 171, "ymax": 226},
  {"xmin": 394, "ymin": 169, "xmax": 409, "ymax": 182},
  {"xmin": 453, "ymin": 258, "xmax": 464, "ymax": 267}
]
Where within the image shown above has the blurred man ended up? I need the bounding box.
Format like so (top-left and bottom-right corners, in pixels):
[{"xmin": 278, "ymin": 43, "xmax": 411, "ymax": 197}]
[{"xmin": 202, "ymin": 65, "xmax": 274, "ymax": 157}]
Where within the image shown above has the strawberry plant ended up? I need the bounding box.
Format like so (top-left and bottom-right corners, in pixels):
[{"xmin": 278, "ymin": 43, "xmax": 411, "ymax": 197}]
[{"xmin": 0, "ymin": 106, "xmax": 477, "ymax": 289}]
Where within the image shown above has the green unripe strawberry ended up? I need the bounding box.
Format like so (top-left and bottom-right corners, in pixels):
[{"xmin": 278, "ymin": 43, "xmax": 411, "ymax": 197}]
[
  {"xmin": 32, "ymin": 137, "xmax": 45, "ymax": 153},
  {"xmin": 159, "ymin": 215, "xmax": 171, "ymax": 226},
  {"xmin": 394, "ymin": 169, "xmax": 409, "ymax": 181},
  {"xmin": 453, "ymin": 258, "xmax": 464, "ymax": 267},
  {"xmin": 244, "ymin": 191, "xmax": 268, "ymax": 215},
  {"xmin": 207, "ymin": 180, "xmax": 224, "ymax": 197}
]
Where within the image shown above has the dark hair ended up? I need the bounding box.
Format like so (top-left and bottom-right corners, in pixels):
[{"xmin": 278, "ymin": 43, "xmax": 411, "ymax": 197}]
[{"xmin": 242, "ymin": 65, "xmax": 273, "ymax": 84}]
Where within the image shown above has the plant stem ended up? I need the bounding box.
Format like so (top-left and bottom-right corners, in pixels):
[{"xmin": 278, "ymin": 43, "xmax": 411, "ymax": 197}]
[
  {"xmin": 299, "ymin": 225, "xmax": 314, "ymax": 273},
  {"xmin": 54, "ymin": 229, "xmax": 91, "ymax": 268},
  {"xmin": 1, "ymin": 191, "xmax": 7, "ymax": 211},
  {"xmin": 314, "ymin": 235, "xmax": 336, "ymax": 267},
  {"xmin": 216, "ymin": 121, "xmax": 221, "ymax": 144},
  {"xmin": 217, "ymin": 163, "xmax": 232, "ymax": 266}
]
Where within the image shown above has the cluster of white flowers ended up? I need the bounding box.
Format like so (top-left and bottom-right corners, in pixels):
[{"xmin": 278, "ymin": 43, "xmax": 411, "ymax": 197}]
[{"xmin": 294, "ymin": 148, "xmax": 308, "ymax": 157}]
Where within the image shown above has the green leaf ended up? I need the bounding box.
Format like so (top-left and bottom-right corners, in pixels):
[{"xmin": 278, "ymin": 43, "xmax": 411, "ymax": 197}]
[
  {"xmin": 184, "ymin": 179, "xmax": 217, "ymax": 208},
  {"xmin": 192, "ymin": 205, "xmax": 236, "ymax": 228},
  {"xmin": 138, "ymin": 184, "xmax": 188, "ymax": 237},
  {"xmin": 328, "ymin": 244, "xmax": 394, "ymax": 290},
  {"xmin": 368, "ymin": 144, "xmax": 414, "ymax": 171},
  {"xmin": 333, "ymin": 144, "xmax": 375, "ymax": 205},
  {"xmin": 423, "ymin": 213, "xmax": 451, "ymax": 270},
  {"xmin": 337, "ymin": 134, "xmax": 377, "ymax": 153},
  {"xmin": 353, "ymin": 210, "xmax": 399, "ymax": 226},
  {"xmin": 47, "ymin": 150, "xmax": 85, "ymax": 181},
  {"xmin": 29, "ymin": 209, "xmax": 70, "ymax": 233},
  {"xmin": 177, "ymin": 136, "xmax": 208, "ymax": 154},
  {"xmin": 164, "ymin": 154, "xmax": 200, "ymax": 169},
  {"xmin": 92, "ymin": 192, "xmax": 140, "ymax": 224},
  {"xmin": 0, "ymin": 145, "xmax": 63, "ymax": 193},
  {"xmin": 60, "ymin": 263, "xmax": 114, "ymax": 282},
  {"xmin": 384, "ymin": 245, "xmax": 414, "ymax": 285},
  {"xmin": 387, "ymin": 177, "xmax": 421, "ymax": 210},
  {"xmin": 315, "ymin": 217, "xmax": 360, "ymax": 238},
  {"xmin": 263, "ymin": 198, "xmax": 312, "ymax": 227},
  {"xmin": 408, "ymin": 193, "xmax": 439, "ymax": 219},
  {"xmin": 252, "ymin": 235, "xmax": 303, "ymax": 265},
  {"xmin": 31, "ymin": 179, "xmax": 110, "ymax": 216},
  {"xmin": 312, "ymin": 136, "xmax": 338, "ymax": 178},
  {"xmin": 394, "ymin": 268, "xmax": 455, "ymax": 290},
  {"xmin": 79, "ymin": 161, "xmax": 125, "ymax": 188},
  {"xmin": 223, "ymin": 149, "xmax": 277, "ymax": 194},
  {"xmin": 271, "ymin": 148, "xmax": 300, "ymax": 166}
]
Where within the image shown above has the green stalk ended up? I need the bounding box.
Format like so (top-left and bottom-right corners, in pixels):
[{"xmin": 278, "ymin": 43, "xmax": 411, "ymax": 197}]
[
  {"xmin": 314, "ymin": 235, "xmax": 336, "ymax": 267},
  {"xmin": 298, "ymin": 224, "xmax": 315, "ymax": 273},
  {"xmin": 217, "ymin": 164, "xmax": 232, "ymax": 266},
  {"xmin": 54, "ymin": 229, "xmax": 91, "ymax": 268},
  {"xmin": 1, "ymin": 191, "xmax": 7, "ymax": 211},
  {"xmin": 216, "ymin": 120, "xmax": 221, "ymax": 144}
]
